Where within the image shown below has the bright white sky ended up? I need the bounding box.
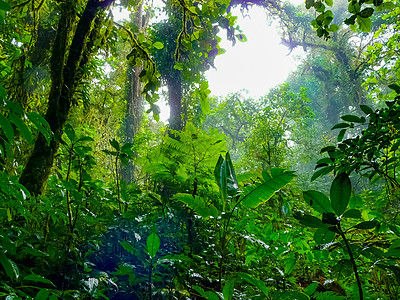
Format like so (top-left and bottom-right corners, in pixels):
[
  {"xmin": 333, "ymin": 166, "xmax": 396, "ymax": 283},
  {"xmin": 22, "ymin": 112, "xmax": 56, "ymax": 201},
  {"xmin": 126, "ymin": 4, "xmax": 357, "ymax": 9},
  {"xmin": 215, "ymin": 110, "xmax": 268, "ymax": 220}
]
[{"xmin": 206, "ymin": 6, "xmax": 304, "ymax": 98}]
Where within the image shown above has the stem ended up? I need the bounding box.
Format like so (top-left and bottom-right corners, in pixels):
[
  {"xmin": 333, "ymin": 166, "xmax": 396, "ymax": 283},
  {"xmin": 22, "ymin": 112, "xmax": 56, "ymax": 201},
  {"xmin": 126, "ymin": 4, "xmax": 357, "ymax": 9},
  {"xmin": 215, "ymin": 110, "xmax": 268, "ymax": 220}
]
[
  {"xmin": 149, "ymin": 258, "xmax": 153, "ymax": 300},
  {"xmin": 115, "ymin": 154, "xmax": 121, "ymax": 211},
  {"xmin": 338, "ymin": 224, "xmax": 363, "ymax": 300},
  {"xmin": 66, "ymin": 147, "xmax": 74, "ymax": 233}
]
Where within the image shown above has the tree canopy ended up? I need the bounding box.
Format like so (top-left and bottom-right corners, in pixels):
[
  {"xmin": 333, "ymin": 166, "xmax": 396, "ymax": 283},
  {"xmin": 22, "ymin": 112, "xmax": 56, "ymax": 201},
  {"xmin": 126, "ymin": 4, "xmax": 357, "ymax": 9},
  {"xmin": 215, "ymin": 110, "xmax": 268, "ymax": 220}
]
[{"xmin": 1, "ymin": 0, "xmax": 400, "ymax": 299}]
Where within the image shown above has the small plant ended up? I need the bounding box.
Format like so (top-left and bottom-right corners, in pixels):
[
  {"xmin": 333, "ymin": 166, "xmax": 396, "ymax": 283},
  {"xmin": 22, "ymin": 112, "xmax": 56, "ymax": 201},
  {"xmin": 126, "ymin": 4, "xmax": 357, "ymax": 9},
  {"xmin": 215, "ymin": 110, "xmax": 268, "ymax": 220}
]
[
  {"xmin": 294, "ymin": 172, "xmax": 382, "ymax": 300},
  {"xmin": 103, "ymin": 139, "xmax": 134, "ymax": 211}
]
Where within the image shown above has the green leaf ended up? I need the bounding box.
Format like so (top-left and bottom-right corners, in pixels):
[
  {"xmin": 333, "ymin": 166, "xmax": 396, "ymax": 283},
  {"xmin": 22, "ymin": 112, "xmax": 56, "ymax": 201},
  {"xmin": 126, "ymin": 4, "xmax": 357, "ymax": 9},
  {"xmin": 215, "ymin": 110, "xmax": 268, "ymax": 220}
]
[
  {"xmin": 352, "ymin": 220, "xmax": 378, "ymax": 229},
  {"xmin": 325, "ymin": 0, "xmax": 333, "ymax": 6},
  {"xmin": 322, "ymin": 212, "xmax": 339, "ymax": 225},
  {"xmin": 214, "ymin": 155, "xmax": 227, "ymax": 202},
  {"xmin": 35, "ymin": 289, "xmax": 50, "ymax": 300},
  {"xmin": 273, "ymin": 291, "xmax": 310, "ymax": 300},
  {"xmin": 356, "ymin": 15, "xmax": 372, "ymax": 32},
  {"xmin": 225, "ymin": 152, "xmax": 238, "ymax": 196},
  {"xmin": 314, "ymin": 228, "xmax": 335, "ymax": 244},
  {"xmin": 146, "ymin": 232, "xmax": 160, "ymax": 258},
  {"xmin": 120, "ymin": 241, "xmax": 136, "ymax": 255},
  {"xmin": 293, "ymin": 212, "xmax": 327, "ymax": 228},
  {"xmin": 389, "ymin": 224, "xmax": 400, "ymax": 237},
  {"xmin": 341, "ymin": 115, "xmax": 362, "ymax": 123},
  {"xmin": 0, "ymin": 252, "xmax": 19, "ymax": 281},
  {"xmin": 24, "ymin": 274, "xmax": 55, "ymax": 286},
  {"xmin": 240, "ymin": 170, "xmax": 295, "ymax": 208},
  {"xmin": 193, "ymin": 286, "xmax": 220, "ymax": 300},
  {"xmin": 174, "ymin": 62, "xmax": 184, "ymax": 70},
  {"xmin": 305, "ymin": 282, "xmax": 319, "ymax": 296},
  {"xmin": 359, "ymin": 7, "xmax": 374, "ymax": 18},
  {"xmin": 311, "ymin": 165, "xmax": 334, "ymax": 181},
  {"xmin": 222, "ymin": 279, "xmax": 235, "ymax": 300},
  {"xmin": 175, "ymin": 193, "xmax": 219, "ymax": 218},
  {"xmin": 153, "ymin": 41, "xmax": 164, "ymax": 49},
  {"xmin": 331, "ymin": 123, "xmax": 350, "ymax": 130},
  {"xmin": 27, "ymin": 112, "xmax": 52, "ymax": 145},
  {"xmin": 238, "ymin": 272, "xmax": 269, "ymax": 296},
  {"xmin": 64, "ymin": 124, "xmax": 76, "ymax": 142},
  {"xmin": 305, "ymin": 0, "xmax": 315, "ymax": 9},
  {"xmin": 303, "ymin": 190, "xmax": 333, "ymax": 214},
  {"xmin": 283, "ymin": 257, "xmax": 296, "ymax": 274},
  {"xmin": 389, "ymin": 84, "xmax": 400, "ymax": 94},
  {"xmin": 0, "ymin": 0, "xmax": 11, "ymax": 11},
  {"xmin": 200, "ymin": 97, "xmax": 210, "ymax": 113},
  {"xmin": 380, "ymin": 2, "xmax": 395, "ymax": 10},
  {"xmin": 337, "ymin": 129, "xmax": 346, "ymax": 142},
  {"xmin": 328, "ymin": 24, "xmax": 339, "ymax": 32},
  {"xmin": 9, "ymin": 114, "xmax": 32, "ymax": 144},
  {"xmin": 330, "ymin": 173, "xmax": 351, "ymax": 216},
  {"xmin": 342, "ymin": 209, "xmax": 361, "ymax": 219},
  {"xmin": 360, "ymin": 104, "xmax": 374, "ymax": 115},
  {"xmin": 0, "ymin": 113, "xmax": 14, "ymax": 143},
  {"xmin": 332, "ymin": 259, "xmax": 353, "ymax": 278},
  {"xmin": 121, "ymin": 142, "xmax": 133, "ymax": 155},
  {"xmin": 109, "ymin": 139, "xmax": 120, "ymax": 151}
]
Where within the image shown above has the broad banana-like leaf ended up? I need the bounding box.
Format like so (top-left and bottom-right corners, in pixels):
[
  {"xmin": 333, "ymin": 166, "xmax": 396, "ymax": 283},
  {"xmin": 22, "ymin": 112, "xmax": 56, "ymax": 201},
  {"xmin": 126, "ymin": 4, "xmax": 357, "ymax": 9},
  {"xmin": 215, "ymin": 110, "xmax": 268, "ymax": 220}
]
[
  {"xmin": 240, "ymin": 168, "xmax": 295, "ymax": 208},
  {"xmin": 214, "ymin": 152, "xmax": 239, "ymax": 210}
]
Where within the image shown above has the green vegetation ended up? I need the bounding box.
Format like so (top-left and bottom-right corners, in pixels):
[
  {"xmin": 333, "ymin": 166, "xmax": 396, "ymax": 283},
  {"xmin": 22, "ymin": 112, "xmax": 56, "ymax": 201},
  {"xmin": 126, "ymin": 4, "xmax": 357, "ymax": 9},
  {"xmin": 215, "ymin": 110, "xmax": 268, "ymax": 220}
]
[{"xmin": 1, "ymin": 0, "xmax": 400, "ymax": 299}]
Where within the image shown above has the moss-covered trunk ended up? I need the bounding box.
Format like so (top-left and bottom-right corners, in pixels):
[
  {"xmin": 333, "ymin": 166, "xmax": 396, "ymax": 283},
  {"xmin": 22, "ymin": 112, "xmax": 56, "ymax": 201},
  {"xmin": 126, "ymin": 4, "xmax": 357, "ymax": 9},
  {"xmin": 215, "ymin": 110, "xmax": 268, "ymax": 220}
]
[
  {"xmin": 19, "ymin": 0, "xmax": 115, "ymax": 195},
  {"xmin": 121, "ymin": 5, "xmax": 146, "ymax": 184},
  {"xmin": 167, "ymin": 71, "xmax": 183, "ymax": 133}
]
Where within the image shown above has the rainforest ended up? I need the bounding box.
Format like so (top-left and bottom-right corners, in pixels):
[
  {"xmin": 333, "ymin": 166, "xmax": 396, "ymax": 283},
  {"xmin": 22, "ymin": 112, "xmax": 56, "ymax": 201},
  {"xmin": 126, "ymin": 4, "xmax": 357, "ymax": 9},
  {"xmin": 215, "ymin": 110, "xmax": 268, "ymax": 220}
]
[{"xmin": 1, "ymin": 0, "xmax": 400, "ymax": 299}]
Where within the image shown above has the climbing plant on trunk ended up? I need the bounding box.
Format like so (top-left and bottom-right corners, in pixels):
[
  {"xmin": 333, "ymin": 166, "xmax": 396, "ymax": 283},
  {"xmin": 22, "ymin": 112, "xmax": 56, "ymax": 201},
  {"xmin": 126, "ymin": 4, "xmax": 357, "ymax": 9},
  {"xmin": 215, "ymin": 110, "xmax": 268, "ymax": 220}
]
[{"xmin": 19, "ymin": 0, "xmax": 115, "ymax": 195}]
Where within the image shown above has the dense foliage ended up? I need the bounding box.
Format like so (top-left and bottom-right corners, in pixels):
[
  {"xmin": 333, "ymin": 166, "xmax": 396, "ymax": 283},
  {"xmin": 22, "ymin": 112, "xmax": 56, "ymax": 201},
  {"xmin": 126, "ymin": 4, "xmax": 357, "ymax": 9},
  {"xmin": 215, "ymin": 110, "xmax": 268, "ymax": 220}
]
[{"xmin": 1, "ymin": 0, "xmax": 400, "ymax": 299}]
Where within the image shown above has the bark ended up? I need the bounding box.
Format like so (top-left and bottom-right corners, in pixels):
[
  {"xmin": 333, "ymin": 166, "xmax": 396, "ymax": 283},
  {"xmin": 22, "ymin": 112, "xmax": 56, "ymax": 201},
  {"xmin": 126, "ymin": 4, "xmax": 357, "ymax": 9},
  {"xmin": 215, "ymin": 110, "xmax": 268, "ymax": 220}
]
[
  {"xmin": 167, "ymin": 70, "xmax": 183, "ymax": 133},
  {"xmin": 121, "ymin": 5, "xmax": 145, "ymax": 184},
  {"xmin": 19, "ymin": 0, "xmax": 115, "ymax": 195}
]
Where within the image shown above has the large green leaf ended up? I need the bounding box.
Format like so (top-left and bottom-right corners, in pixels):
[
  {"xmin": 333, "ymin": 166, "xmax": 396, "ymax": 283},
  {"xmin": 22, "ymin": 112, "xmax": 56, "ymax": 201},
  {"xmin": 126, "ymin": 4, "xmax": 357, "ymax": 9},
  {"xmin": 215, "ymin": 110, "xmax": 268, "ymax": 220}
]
[
  {"xmin": 24, "ymin": 274, "xmax": 54, "ymax": 286},
  {"xmin": 146, "ymin": 232, "xmax": 160, "ymax": 258},
  {"xmin": 27, "ymin": 112, "xmax": 52, "ymax": 145},
  {"xmin": 273, "ymin": 291, "xmax": 309, "ymax": 300},
  {"xmin": 240, "ymin": 169, "xmax": 295, "ymax": 208},
  {"xmin": 214, "ymin": 152, "xmax": 238, "ymax": 206},
  {"xmin": 0, "ymin": 0, "xmax": 11, "ymax": 11},
  {"xmin": 314, "ymin": 228, "xmax": 335, "ymax": 244},
  {"xmin": 303, "ymin": 190, "xmax": 333, "ymax": 214},
  {"xmin": 225, "ymin": 152, "xmax": 238, "ymax": 196},
  {"xmin": 294, "ymin": 212, "xmax": 327, "ymax": 228},
  {"xmin": 193, "ymin": 286, "xmax": 220, "ymax": 300},
  {"xmin": 0, "ymin": 252, "xmax": 19, "ymax": 281},
  {"xmin": 35, "ymin": 288, "xmax": 50, "ymax": 300},
  {"xmin": 0, "ymin": 113, "xmax": 14, "ymax": 143},
  {"xmin": 352, "ymin": 220, "xmax": 378, "ymax": 230},
  {"xmin": 330, "ymin": 173, "xmax": 351, "ymax": 216},
  {"xmin": 238, "ymin": 272, "xmax": 270, "ymax": 296},
  {"xmin": 214, "ymin": 155, "xmax": 227, "ymax": 201},
  {"xmin": 120, "ymin": 241, "xmax": 136, "ymax": 255},
  {"xmin": 9, "ymin": 114, "xmax": 32, "ymax": 144},
  {"xmin": 222, "ymin": 279, "xmax": 235, "ymax": 300}
]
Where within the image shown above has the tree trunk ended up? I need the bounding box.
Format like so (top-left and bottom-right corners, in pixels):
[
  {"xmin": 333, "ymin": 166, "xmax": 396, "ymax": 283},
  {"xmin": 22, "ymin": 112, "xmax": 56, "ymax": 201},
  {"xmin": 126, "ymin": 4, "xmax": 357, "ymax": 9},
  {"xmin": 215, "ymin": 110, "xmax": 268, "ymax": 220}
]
[
  {"xmin": 167, "ymin": 71, "xmax": 183, "ymax": 133},
  {"xmin": 121, "ymin": 5, "xmax": 145, "ymax": 184},
  {"xmin": 19, "ymin": 0, "xmax": 115, "ymax": 195}
]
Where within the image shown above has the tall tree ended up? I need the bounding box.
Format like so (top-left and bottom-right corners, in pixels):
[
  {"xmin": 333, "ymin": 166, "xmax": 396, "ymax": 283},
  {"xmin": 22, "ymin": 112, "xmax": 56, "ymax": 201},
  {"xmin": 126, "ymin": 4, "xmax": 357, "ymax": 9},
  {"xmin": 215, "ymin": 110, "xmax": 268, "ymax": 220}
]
[
  {"xmin": 19, "ymin": 0, "xmax": 115, "ymax": 195},
  {"xmin": 121, "ymin": 2, "xmax": 149, "ymax": 184}
]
